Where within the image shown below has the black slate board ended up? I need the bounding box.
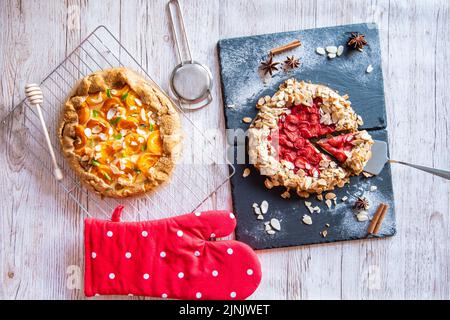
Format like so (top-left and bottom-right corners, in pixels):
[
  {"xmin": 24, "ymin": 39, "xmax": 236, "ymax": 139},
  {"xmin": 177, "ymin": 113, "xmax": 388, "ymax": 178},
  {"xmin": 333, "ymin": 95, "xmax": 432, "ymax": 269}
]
[{"xmin": 218, "ymin": 23, "xmax": 396, "ymax": 250}]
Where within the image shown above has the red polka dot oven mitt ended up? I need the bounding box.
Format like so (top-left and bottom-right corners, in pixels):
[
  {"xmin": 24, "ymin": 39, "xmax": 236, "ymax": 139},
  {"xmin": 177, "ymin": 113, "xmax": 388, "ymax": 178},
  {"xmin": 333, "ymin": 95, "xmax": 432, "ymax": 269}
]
[{"xmin": 84, "ymin": 206, "xmax": 262, "ymax": 300}]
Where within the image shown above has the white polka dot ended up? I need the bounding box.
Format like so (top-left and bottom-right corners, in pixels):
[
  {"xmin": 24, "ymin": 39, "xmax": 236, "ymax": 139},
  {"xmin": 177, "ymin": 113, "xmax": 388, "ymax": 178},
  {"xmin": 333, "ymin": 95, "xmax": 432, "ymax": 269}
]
[
  {"xmin": 229, "ymin": 213, "xmax": 235, "ymax": 219},
  {"xmin": 143, "ymin": 273, "xmax": 150, "ymax": 280},
  {"xmin": 194, "ymin": 251, "xmax": 200, "ymax": 257},
  {"xmin": 109, "ymin": 273, "xmax": 115, "ymax": 279},
  {"xmin": 178, "ymin": 272, "xmax": 184, "ymax": 279},
  {"xmin": 125, "ymin": 252, "xmax": 132, "ymax": 259},
  {"xmin": 160, "ymin": 251, "xmax": 166, "ymax": 258},
  {"xmin": 227, "ymin": 248, "xmax": 234, "ymax": 255},
  {"xmin": 141, "ymin": 231, "xmax": 148, "ymax": 237},
  {"xmin": 107, "ymin": 231, "xmax": 113, "ymax": 237},
  {"xmin": 91, "ymin": 252, "xmax": 97, "ymax": 259},
  {"xmin": 210, "ymin": 233, "xmax": 216, "ymax": 238},
  {"xmin": 177, "ymin": 230, "xmax": 183, "ymax": 237},
  {"xmin": 212, "ymin": 270, "xmax": 218, "ymax": 277},
  {"xmin": 247, "ymin": 269, "xmax": 254, "ymax": 275},
  {"xmin": 196, "ymin": 292, "xmax": 202, "ymax": 299},
  {"xmin": 161, "ymin": 293, "xmax": 168, "ymax": 299},
  {"xmin": 194, "ymin": 212, "xmax": 201, "ymax": 217},
  {"xmin": 230, "ymin": 291, "xmax": 237, "ymax": 298}
]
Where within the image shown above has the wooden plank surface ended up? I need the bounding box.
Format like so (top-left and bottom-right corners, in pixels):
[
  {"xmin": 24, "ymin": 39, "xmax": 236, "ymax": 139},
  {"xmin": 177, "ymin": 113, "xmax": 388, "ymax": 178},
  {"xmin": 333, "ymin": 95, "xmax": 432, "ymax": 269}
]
[{"xmin": 0, "ymin": 0, "xmax": 449, "ymax": 300}]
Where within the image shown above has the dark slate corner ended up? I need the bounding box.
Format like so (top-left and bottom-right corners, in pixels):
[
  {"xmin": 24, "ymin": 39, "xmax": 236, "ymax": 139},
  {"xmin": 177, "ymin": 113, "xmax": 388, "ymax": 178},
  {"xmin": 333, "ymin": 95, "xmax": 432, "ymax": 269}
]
[{"xmin": 218, "ymin": 23, "xmax": 395, "ymax": 250}]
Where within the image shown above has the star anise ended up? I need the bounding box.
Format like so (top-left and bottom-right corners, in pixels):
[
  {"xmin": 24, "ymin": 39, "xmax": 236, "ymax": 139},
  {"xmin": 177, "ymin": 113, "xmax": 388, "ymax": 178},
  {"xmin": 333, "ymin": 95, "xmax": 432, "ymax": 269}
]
[
  {"xmin": 260, "ymin": 55, "xmax": 280, "ymax": 76},
  {"xmin": 354, "ymin": 197, "xmax": 370, "ymax": 211},
  {"xmin": 284, "ymin": 56, "xmax": 300, "ymax": 69},
  {"xmin": 347, "ymin": 32, "xmax": 368, "ymax": 51}
]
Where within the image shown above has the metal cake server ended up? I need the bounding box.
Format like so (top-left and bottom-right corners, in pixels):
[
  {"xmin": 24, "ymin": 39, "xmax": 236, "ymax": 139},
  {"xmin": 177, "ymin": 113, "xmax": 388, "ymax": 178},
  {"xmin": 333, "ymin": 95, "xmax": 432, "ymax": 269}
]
[{"xmin": 364, "ymin": 140, "xmax": 450, "ymax": 180}]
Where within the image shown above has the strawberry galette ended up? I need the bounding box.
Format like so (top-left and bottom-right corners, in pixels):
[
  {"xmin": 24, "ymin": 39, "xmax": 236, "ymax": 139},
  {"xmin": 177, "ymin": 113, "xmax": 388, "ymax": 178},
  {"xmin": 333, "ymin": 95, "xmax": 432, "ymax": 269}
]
[
  {"xmin": 59, "ymin": 68, "xmax": 182, "ymax": 198},
  {"xmin": 248, "ymin": 79, "xmax": 373, "ymax": 198}
]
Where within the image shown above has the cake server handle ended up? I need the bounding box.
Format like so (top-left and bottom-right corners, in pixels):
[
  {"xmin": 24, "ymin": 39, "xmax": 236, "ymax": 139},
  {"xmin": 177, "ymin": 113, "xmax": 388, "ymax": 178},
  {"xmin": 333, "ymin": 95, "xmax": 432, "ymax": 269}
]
[{"xmin": 389, "ymin": 160, "xmax": 450, "ymax": 180}]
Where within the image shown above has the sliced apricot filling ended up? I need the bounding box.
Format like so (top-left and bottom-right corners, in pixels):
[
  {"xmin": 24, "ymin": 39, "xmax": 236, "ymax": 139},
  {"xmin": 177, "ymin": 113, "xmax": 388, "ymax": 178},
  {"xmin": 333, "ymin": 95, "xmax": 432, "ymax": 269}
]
[
  {"xmin": 137, "ymin": 153, "xmax": 159, "ymax": 174},
  {"xmin": 147, "ymin": 130, "xmax": 163, "ymax": 155},
  {"xmin": 73, "ymin": 84, "xmax": 163, "ymax": 185}
]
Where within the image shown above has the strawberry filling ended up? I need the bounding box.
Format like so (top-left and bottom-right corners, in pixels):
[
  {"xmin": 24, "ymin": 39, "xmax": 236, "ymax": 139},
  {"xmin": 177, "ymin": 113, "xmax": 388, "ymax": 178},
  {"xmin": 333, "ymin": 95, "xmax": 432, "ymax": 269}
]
[
  {"xmin": 317, "ymin": 132, "xmax": 355, "ymax": 163},
  {"xmin": 273, "ymin": 98, "xmax": 335, "ymax": 176}
]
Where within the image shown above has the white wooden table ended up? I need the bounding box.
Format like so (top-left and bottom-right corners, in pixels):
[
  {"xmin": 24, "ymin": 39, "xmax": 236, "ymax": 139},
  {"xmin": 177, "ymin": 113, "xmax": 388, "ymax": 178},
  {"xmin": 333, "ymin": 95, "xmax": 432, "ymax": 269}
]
[{"xmin": 1, "ymin": 0, "xmax": 449, "ymax": 300}]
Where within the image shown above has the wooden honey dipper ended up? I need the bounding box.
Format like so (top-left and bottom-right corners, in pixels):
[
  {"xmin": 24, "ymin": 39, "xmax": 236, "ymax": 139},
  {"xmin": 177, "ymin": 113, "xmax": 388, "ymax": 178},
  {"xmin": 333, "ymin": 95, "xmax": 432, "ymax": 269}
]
[{"xmin": 25, "ymin": 84, "xmax": 63, "ymax": 180}]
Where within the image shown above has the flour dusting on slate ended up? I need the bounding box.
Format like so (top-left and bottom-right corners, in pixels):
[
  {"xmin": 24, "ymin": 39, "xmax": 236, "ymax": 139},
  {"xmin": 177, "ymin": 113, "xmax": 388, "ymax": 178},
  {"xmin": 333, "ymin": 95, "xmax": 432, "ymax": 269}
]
[{"xmin": 218, "ymin": 23, "xmax": 395, "ymax": 250}]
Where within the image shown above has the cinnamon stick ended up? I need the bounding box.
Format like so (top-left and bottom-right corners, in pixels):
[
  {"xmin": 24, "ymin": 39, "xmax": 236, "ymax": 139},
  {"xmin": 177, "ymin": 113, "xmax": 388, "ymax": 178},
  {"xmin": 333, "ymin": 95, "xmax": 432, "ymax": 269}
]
[
  {"xmin": 270, "ymin": 40, "xmax": 301, "ymax": 56},
  {"xmin": 373, "ymin": 204, "xmax": 389, "ymax": 234},
  {"xmin": 367, "ymin": 203, "xmax": 386, "ymax": 234}
]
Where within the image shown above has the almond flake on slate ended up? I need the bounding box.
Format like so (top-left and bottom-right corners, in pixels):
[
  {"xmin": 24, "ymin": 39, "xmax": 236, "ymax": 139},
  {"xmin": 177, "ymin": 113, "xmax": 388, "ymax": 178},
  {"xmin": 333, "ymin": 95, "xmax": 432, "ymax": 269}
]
[
  {"xmin": 254, "ymin": 206, "xmax": 262, "ymax": 215},
  {"xmin": 321, "ymin": 230, "xmax": 328, "ymax": 237},
  {"xmin": 242, "ymin": 117, "xmax": 252, "ymax": 124},
  {"xmin": 270, "ymin": 218, "xmax": 281, "ymax": 231},
  {"xmin": 267, "ymin": 230, "xmax": 276, "ymax": 235},
  {"xmin": 362, "ymin": 172, "xmax": 374, "ymax": 178},
  {"xmin": 356, "ymin": 211, "xmax": 369, "ymax": 222},
  {"xmin": 366, "ymin": 64, "xmax": 374, "ymax": 73},
  {"xmin": 337, "ymin": 45, "xmax": 344, "ymax": 56},
  {"xmin": 325, "ymin": 192, "xmax": 336, "ymax": 200},
  {"xmin": 325, "ymin": 223, "xmax": 330, "ymax": 227},
  {"xmin": 260, "ymin": 200, "xmax": 269, "ymax": 214},
  {"xmin": 325, "ymin": 199, "xmax": 332, "ymax": 209},
  {"xmin": 370, "ymin": 185, "xmax": 378, "ymax": 191},
  {"xmin": 326, "ymin": 46, "xmax": 338, "ymax": 54},
  {"xmin": 327, "ymin": 53, "xmax": 337, "ymax": 59},
  {"xmin": 302, "ymin": 214, "xmax": 313, "ymax": 225},
  {"xmin": 265, "ymin": 224, "xmax": 272, "ymax": 231},
  {"xmin": 242, "ymin": 168, "xmax": 251, "ymax": 178},
  {"xmin": 341, "ymin": 196, "xmax": 348, "ymax": 202},
  {"xmin": 305, "ymin": 201, "xmax": 312, "ymax": 207},
  {"xmin": 307, "ymin": 206, "xmax": 314, "ymax": 214},
  {"xmin": 317, "ymin": 194, "xmax": 323, "ymax": 201},
  {"xmin": 257, "ymin": 215, "xmax": 264, "ymax": 220},
  {"xmin": 316, "ymin": 47, "xmax": 326, "ymax": 55},
  {"xmin": 313, "ymin": 206, "xmax": 321, "ymax": 213},
  {"xmin": 252, "ymin": 203, "xmax": 259, "ymax": 208}
]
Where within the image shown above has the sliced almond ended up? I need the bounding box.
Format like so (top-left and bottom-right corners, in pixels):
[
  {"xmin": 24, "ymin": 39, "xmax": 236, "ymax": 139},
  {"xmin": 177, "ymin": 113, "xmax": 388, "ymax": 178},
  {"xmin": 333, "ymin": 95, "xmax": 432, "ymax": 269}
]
[
  {"xmin": 325, "ymin": 199, "xmax": 332, "ymax": 209},
  {"xmin": 242, "ymin": 117, "xmax": 252, "ymax": 124},
  {"xmin": 270, "ymin": 218, "xmax": 281, "ymax": 231},
  {"xmin": 316, "ymin": 47, "xmax": 326, "ymax": 55},
  {"xmin": 242, "ymin": 168, "xmax": 251, "ymax": 178},
  {"xmin": 260, "ymin": 200, "xmax": 269, "ymax": 214},
  {"xmin": 321, "ymin": 230, "xmax": 328, "ymax": 237},
  {"xmin": 106, "ymin": 108, "xmax": 117, "ymax": 120},
  {"xmin": 317, "ymin": 194, "xmax": 323, "ymax": 201},
  {"xmin": 327, "ymin": 53, "xmax": 336, "ymax": 59},
  {"xmin": 337, "ymin": 45, "xmax": 344, "ymax": 56},
  {"xmin": 254, "ymin": 206, "xmax": 262, "ymax": 215},
  {"xmin": 370, "ymin": 185, "xmax": 378, "ymax": 191},
  {"xmin": 267, "ymin": 230, "xmax": 276, "ymax": 235},
  {"xmin": 366, "ymin": 64, "xmax": 374, "ymax": 73},
  {"xmin": 256, "ymin": 215, "xmax": 264, "ymax": 220},
  {"xmin": 84, "ymin": 128, "xmax": 92, "ymax": 137},
  {"xmin": 302, "ymin": 214, "xmax": 313, "ymax": 225},
  {"xmin": 341, "ymin": 196, "xmax": 348, "ymax": 202},
  {"xmin": 356, "ymin": 211, "xmax": 369, "ymax": 222},
  {"xmin": 326, "ymin": 46, "xmax": 338, "ymax": 54}
]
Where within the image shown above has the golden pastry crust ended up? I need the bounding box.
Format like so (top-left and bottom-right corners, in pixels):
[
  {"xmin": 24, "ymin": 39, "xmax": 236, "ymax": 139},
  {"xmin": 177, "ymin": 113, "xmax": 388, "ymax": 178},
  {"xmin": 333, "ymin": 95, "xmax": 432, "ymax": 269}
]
[
  {"xmin": 249, "ymin": 79, "xmax": 371, "ymax": 198},
  {"xmin": 59, "ymin": 67, "xmax": 182, "ymax": 198}
]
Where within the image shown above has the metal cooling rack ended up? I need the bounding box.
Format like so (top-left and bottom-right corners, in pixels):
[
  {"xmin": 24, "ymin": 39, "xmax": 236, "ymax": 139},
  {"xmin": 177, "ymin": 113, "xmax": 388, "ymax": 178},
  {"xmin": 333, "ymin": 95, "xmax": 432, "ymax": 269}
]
[{"xmin": 1, "ymin": 25, "xmax": 234, "ymax": 221}]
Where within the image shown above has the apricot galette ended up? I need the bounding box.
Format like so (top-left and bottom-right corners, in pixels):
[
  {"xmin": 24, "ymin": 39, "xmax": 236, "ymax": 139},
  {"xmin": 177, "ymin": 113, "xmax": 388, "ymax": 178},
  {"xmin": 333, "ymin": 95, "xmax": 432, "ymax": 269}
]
[
  {"xmin": 248, "ymin": 79, "xmax": 373, "ymax": 198},
  {"xmin": 59, "ymin": 68, "xmax": 182, "ymax": 198}
]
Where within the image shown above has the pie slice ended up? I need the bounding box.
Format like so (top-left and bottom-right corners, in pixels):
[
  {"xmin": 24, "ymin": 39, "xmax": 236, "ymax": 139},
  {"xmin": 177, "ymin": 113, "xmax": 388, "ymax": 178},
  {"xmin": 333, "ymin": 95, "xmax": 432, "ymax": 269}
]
[{"xmin": 317, "ymin": 130, "xmax": 373, "ymax": 174}]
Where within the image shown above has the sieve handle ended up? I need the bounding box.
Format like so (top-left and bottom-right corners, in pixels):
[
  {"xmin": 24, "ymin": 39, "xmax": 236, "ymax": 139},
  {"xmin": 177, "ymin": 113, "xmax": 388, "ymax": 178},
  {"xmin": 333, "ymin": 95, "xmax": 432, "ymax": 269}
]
[{"xmin": 167, "ymin": 0, "xmax": 193, "ymax": 64}]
